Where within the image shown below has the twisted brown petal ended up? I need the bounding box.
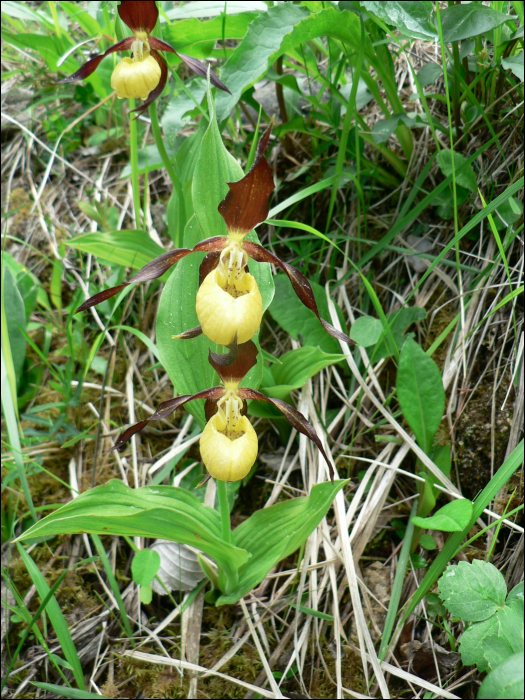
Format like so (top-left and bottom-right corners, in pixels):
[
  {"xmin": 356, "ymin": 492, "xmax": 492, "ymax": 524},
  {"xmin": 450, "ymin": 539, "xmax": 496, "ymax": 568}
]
[
  {"xmin": 176, "ymin": 53, "xmax": 231, "ymax": 94},
  {"xmin": 58, "ymin": 37, "xmax": 134, "ymax": 84},
  {"xmin": 218, "ymin": 124, "xmax": 274, "ymax": 236},
  {"xmin": 208, "ymin": 340, "xmax": 258, "ymax": 382},
  {"xmin": 108, "ymin": 387, "xmax": 224, "ymax": 452},
  {"xmin": 129, "ymin": 50, "xmax": 167, "ymax": 116},
  {"xmin": 118, "ymin": 0, "xmax": 158, "ymax": 33},
  {"xmin": 76, "ymin": 238, "xmax": 228, "ymax": 314},
  {"xmin": 242, "ymin": 241, "xmax": 355, "ymax": 346},
  {"xmin": 238, "ymin": 388, "xmax": 335, "ymax": 483}
]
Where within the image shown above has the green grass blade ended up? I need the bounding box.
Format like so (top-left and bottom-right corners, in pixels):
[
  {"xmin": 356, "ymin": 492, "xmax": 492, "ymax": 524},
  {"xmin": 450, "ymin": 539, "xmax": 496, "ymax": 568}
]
[
  {"xmin": 1, "ymin": 346, "xmax": 36, "ymax": 522},
  {"xmin": 16, "ymin": 543, "xmax": 85, "ymax": 690}
]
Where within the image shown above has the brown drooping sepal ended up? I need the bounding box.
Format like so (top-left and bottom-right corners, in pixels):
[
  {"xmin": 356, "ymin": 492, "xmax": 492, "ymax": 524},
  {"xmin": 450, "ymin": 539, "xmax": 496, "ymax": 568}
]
[
  {"xmin": 129, "ymin": 50, "xmax": 167, "ymax": 116},
  {"xmin": 75, "ymin": 247, "xmax": 193, "ymax": 313},
  {"xmin": 76, "ymin": 238, "xmax": 228, "ymax": 314},
  {"xmin": 176, "ymin": 53, "xmax": 231, "ymax": 94},
  {"xmin": 108, "ymin": 387, "xmax": 224, "ymax": 452},
  {"xmin": 218, "ymin": 124, "xmax": 274, "ymax": 236},
  {"xmin": 199, "ymin": 252, "xmax": 221, "ymax": 286},
  {"xmin": 238, "ymin": 388, "xmax": 335, "ymax": 482},
  {"xmin": 118, "ymin": 0, "xmax": 158, "ymax": 33},
  {"xmin": 242, "ymin": 240, "xmax": 355, "ymax": 346},
  {"xmin": 208, "ymin": 340, "xmax": 258, "ymax": 383},
  {"xmin": 58, "ymin": 37, "xmax": 134, "ymax": 84}
]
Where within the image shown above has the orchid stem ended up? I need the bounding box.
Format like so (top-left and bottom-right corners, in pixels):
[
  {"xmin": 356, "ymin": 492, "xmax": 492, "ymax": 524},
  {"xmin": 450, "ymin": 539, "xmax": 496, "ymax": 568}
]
[
  {"xmin": 149, "ymin": 102, "xmax": 178, "ymax": 185},
  {"xmin": 216, "ymin": 480, "xmax": 232, "ymax": 544},
  {"xmin": 149, "ymin": 102, "xmax": 185, "ymax": 247},
  {"xmin": 128, "ymin": 98, "xmax": 143, "ymax": 231}
]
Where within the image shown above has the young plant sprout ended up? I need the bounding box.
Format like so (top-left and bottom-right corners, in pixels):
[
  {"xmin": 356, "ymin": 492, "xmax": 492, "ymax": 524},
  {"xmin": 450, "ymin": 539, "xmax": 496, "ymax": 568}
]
[
  {"xmin": 76, "ymin": 124, "xmax": 355, "ymax": 350},
  {"xmin": 59, "ymin": 0, "xmax": 230, "ymax": 114},
  {"xmin": 106, "ymin": 341, "xmax": 335, "ymax": 482}
]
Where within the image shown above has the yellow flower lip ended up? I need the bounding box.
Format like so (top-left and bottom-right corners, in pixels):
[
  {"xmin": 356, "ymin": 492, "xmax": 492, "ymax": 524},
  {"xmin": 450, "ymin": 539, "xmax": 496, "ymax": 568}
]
[
  {"xmin": 196, "ymin": 267, "xmax": 262, "ymax": 346},
  {"xmin": 200, "ymin": 409, "xmax": 258, "ymax": 482},
  {"xmin": 111, "ymin": 54, "xmax": 161, "ymax": 101}
]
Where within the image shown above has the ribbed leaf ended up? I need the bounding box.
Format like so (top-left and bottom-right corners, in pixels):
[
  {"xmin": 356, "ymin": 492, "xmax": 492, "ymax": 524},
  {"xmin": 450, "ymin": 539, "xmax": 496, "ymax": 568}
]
[
  {"xmin": 17, "ymin": 481, "xmax": 250, "ymax": 579},
  {"xmin": 217, "ymin": 480, "xmax": 348, "ymax": 604}
]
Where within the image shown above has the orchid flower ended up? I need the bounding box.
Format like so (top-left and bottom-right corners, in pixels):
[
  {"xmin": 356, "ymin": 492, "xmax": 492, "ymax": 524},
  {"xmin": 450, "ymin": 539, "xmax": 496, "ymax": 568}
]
[
  {"xmin": 106, "ymin": 341, "xmax": 335, "ymax": 483},
  {"xmin": 59, "ymin": 0, "xmax": 230, "ymax": 115},
  {"xmin": 76, "ymin": 124, "xmax": 354, "ymax": 350}
]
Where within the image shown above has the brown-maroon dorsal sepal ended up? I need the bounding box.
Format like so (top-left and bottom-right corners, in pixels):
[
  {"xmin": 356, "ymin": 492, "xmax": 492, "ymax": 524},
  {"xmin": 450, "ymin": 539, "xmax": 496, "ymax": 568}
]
[
  {"xmin": 208, "ymin": 340, "xmax": 258, "ymax": 383},
  {"xmin": 118, "ymin": 0, "xmax": 158, "ymax": 34},
  {"xmin": 218, "ymin": 124, "xmax": 275, "ymax": 237},
  {"xmin": 238, "ymin": 388, "xmax": 335, "ymax": 483},
  {"xmin": 108, "ymin": 386, "xmax": 224, "ymax": 452}
]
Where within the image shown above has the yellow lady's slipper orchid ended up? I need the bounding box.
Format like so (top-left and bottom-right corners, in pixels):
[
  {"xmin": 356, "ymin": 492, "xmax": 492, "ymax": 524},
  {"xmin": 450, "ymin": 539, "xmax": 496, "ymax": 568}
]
[{"xmin": 59, "ymin": 1, "xmax": 229, "ymax": 115}]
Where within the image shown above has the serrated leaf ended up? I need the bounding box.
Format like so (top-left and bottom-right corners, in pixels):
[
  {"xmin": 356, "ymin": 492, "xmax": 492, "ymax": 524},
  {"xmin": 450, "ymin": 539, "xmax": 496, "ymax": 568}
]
[
  {"xmin": 412, "ymin": 498, "xmax": 472, "ymax": 532},
  {"xmin": 440, "ymin": 4, "xmax": 516, "ymax": 43},
  {"xmin": 478, "ymin": 652, "xmax": 524, "ymax": 699},
  {"xmin": 217, "ymin": 480, "xmax": 348, "ymax": 604},
  {"xmin": 437, "ymin": 151, "xmax": 477, "ymax": 192},
  {"xmin": 397, "ymin": 337, "xmax": 445, "ymax": 454},
  {"xmin": 66, "ymin": 231, "xmax": 164, "ymax": 270},
  {"xmin": 483, "ymin": 635, "xmax": 514, "ymax": 672},
  {"xmin": 362, "ymin": 1, "xmax": 437, "ymax": 39},
  {"xmin": 460, "ymin": 615, "xmax": 499, "ymax": 671},
  {"xmin": 439, "ymin": 559, "xmax": 507, "ymax": 622}
]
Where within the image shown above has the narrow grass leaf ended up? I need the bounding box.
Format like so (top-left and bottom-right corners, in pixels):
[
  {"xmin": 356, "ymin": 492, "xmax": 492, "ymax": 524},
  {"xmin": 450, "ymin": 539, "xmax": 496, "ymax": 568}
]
[{"xmin": 17, "ymin": 544, "xmax": 85, "ymax": 689}]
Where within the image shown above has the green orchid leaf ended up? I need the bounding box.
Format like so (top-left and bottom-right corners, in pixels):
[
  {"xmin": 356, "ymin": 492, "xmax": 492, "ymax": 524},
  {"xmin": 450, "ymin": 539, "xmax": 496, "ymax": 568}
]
[
  {"xmin": 262, "ymin": 346, "xmax": 345, "ymax": 399},
  {"xmin": 16, "ymin": 481, "xmax": 250, "ymax": 581},
  {"xmin": 217, "ymin": 480, "xmax": 348, "ymax": 605},
  {"xmin": 66, "ymin": 232, "xmax": 164, "ymax": 271}
]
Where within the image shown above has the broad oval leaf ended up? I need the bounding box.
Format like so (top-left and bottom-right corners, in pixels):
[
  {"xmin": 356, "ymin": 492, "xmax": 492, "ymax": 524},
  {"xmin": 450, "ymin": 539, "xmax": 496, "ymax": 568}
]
[
  {"xmin": 440, "ymin": 3, "xmax": 516, "ymax": 43},
  {"xmin": 350, "ymin": 315, "xmax": 383, "ymax": 347},
  {"xmin": 397, "ymin": 337, "xmax": 445, "ymax": 454},
  {"xmin": 16, "ymin": 481, "xmax": 249, "ymax": 578},
  {"xmin": 217, "ymin": 479, "xmax": 348, "ymax": 605},
  {"xmin": 411, "ymin": 498, "xmax": 473, "ymax": 532}
]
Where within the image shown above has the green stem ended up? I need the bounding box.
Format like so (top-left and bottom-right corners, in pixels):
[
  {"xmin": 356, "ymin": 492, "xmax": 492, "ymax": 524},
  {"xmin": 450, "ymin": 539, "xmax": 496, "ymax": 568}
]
[
  {"xmin": 128, "ymin": 99, "xmax": 142, "ymax": 231},
  {"xmin": 378, "ymin": 497, "xmax": 418, "ymax": 661},
  {"xmin": 149, "ymin": 102, "xmax": 185, "ymax": 247},
  {"xmin": 216, "ymin": 480, "xmax": 232, "ymax": 544},
  {"xmin": 149, "ymin": 102, "xmax": 178, "ymax": 185}
]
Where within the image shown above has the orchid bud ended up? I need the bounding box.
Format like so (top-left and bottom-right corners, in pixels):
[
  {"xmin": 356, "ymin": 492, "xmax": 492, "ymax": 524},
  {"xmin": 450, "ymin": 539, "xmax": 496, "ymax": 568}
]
[
  {"xmin": 200, "ymin": 403, "xmax": 258, "ymax": 482},
  {"xmin": 111, "ymin": 54, "xmax": 161, "ymax": 101},
  {"xmin": 195, "ymin": 243, "xmax": 262, "ymax": 346}
]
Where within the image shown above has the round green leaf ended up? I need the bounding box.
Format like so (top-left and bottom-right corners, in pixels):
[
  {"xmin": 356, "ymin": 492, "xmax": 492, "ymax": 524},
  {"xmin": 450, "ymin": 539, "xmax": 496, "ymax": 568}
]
[{"xmin": 350, "ymin": 316, "xmax": 383, "ymax": 347}]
